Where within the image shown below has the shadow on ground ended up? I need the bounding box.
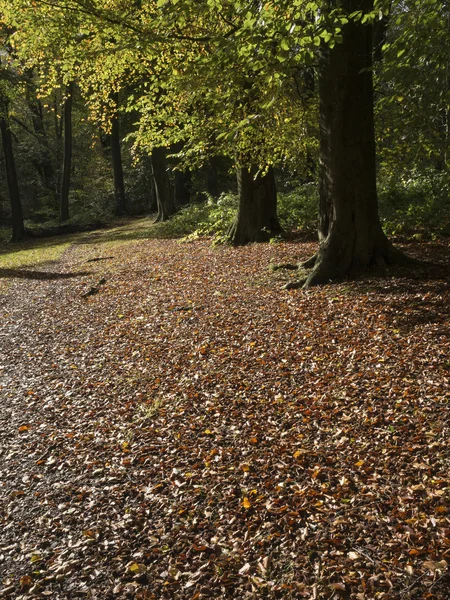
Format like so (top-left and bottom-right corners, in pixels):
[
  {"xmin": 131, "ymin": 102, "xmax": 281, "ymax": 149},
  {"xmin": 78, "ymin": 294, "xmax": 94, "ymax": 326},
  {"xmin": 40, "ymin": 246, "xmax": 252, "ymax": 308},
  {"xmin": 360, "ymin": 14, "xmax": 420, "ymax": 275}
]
[{"xmin": 0, "ymin": 269, "xmax": 92, "ymax": 281}]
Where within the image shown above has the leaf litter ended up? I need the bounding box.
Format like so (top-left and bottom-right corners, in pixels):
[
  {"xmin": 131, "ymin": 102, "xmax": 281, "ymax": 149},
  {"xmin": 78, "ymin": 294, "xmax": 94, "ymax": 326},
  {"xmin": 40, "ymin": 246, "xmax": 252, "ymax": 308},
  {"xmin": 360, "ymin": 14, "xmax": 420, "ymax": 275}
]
[{"xmin": 0, "ymin": 233, "xmax": 449, "ymax": 599}]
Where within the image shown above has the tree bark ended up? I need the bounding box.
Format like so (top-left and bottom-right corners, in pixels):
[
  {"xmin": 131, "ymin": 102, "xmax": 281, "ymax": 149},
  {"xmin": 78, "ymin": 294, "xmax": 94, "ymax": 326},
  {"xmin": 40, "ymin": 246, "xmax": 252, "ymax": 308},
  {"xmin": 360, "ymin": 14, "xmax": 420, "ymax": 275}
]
[
  {"xmin": 151, "ymin": 147, "xmax": 175, "ymax": 222},
  {"xmin": 302, "ymin": 0, "xmax": 405, "ymax": 288},
  {"xmin": 228, "ymin": 165, "xmax": 282, "ymax": 245},
  {"xmin": 0, "ymin": 101, "xmax": 25, "ymax": 242},
  {"xmin": 110, "ymin": 93, "xmax": 127, "ymax": 215},
  {"xmin": 25, "ymin": 72, "xmax": 55, "ymax": 189},
  {"xmin": 206, "ymin": 156, "xmax": 220, "ymax": 198},
  {"xmin": 60, "ymin": 82, "xmax": 73, "ymax": 223},
  {"xmin": 174, "ymin": 168, "xmax": 191, "ymax": 207}
]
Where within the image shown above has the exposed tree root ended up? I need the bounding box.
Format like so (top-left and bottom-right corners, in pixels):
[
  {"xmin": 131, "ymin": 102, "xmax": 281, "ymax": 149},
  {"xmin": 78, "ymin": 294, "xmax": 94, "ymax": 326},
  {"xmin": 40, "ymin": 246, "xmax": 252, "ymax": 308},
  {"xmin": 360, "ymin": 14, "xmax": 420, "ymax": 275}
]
[
  {"xmin": 302, "ymin": 253, "xmax": 318, "ymax": 269},
  {"xmin": 283, "ymin": 278, "xmax": 307, "ymax": 290},
  {"xmin": 270, "ymin": 263, "xmax": 299, "ymax": 272},
  {"xmin": 279, "ymin": 239, "xmax": 423, "ymax": 291}
]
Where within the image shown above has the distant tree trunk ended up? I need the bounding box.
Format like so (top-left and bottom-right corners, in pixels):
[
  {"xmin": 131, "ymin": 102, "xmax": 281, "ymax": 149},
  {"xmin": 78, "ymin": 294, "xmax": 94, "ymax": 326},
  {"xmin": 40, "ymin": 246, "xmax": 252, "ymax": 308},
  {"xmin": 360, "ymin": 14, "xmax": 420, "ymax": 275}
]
[
  {"xmin": 31, "ymin": 99, "xmax": 55, "ymax": 189},
  {"xmin": 228, "ymin": 165, "xmax": 282, "ymax": 245},
  {"xmin": 110, "ymin": 92, "xmax": 127, "ymax": 215},
  {"xmin": 301, "ymin": 0, "xmax": 406, "ymax": 288},
  {"xmin": 151, "ymin": 147, "xmax": 175, "ymax": 222},
  {"xmin": 0, "ymin": 101, "xmax": 25, "ymax": 242},
  {"xmin": 60, "ymin": 82, "xmax": 73, "ymax": 222},
  {"xmin": 174, "ymin": 168, "xmax": 191, "ymax": 207},
  {"xmin": 206, "ymin": 156, "xmax": 220, "ymax": 198},
  {"xmin": 25, "ymin": 72, "xmax": 55, "ymax": 189}
]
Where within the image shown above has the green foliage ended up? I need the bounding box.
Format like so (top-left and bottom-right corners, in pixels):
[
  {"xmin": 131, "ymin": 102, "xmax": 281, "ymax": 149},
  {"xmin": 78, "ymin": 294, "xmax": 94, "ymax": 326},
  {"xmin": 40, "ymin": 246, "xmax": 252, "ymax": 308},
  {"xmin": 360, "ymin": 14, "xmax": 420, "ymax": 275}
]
[
  {"xmin": 277, "ymin": 183, "xmax": 318, "ymax": 232},
  {"xmin": 157, "ymin": 184, "xmax": 320, "ymax": 241},
  {"xmin": 376, "ymin": 0, "xmax": 450, "ymax": 174},
  {"xmin": 159, "ymin": 193, "xmax": 238, "ymax": 241},
  {"xmin": 378, "ymin": 170, "xmax": 450, "ymax": 237}
]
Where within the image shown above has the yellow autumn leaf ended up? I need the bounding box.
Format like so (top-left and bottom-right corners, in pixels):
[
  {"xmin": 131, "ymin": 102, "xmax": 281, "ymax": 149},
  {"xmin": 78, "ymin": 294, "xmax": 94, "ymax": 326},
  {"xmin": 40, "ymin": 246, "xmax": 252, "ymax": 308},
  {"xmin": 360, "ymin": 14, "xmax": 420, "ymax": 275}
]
[{"xmin": 243, "ymin": 497, "xmax": 252, "ymax": 509}]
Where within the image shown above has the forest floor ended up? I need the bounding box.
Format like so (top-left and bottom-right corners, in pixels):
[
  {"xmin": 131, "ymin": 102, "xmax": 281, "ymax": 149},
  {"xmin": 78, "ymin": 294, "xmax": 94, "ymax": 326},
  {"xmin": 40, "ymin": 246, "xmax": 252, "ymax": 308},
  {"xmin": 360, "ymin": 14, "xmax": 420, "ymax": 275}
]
[{"xmin": 1, "ymin": 220, "xmax": 449, "ymax": 600}]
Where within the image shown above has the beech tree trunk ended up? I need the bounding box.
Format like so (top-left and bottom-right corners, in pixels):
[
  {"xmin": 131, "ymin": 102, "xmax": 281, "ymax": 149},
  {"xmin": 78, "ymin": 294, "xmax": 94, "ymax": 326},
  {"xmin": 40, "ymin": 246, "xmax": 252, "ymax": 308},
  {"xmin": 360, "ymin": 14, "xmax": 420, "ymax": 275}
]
[
  {"xmin": 151, "ymin": 147, "xmax": 175, "ymax": 222},
  {"xmin": 303, "ymin": 0, "xmax": 404, "ymax": 287},
  {"xmin": 174, "ymin": 169, "xmax": 191, "ymax": 207},
  {"xmin": 30, "ymin": 97, "xmax": 55, "ymax": 189},
  {"xmin": 0, "ymin": 101, "xmax": 25, "ymax": 242},
  {"xmin": 206, "ymin": 156, "xmax": 220, "ymax": 198},
  {"xmin": 228, "ymin": 165, "xmax": 282, "ymax": 245},
  {"xmin": 60, "ymin": 82, "xmax": 73, "ymax": 223},
  {"xmin": 110, "ymin": 93, "xmax": 127, "ymax": 215}
]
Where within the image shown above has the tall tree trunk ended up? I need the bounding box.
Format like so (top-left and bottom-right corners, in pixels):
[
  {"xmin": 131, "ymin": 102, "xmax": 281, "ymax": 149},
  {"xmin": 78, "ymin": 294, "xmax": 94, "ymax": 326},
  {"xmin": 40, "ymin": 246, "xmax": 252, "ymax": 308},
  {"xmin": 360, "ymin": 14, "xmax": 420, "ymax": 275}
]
[
  {"xmin": 25, "ymin": 72, "xmax": 55, "ymax": 189},
  {"xmin": 0, "ymin": 101, "xmax": 25, "ymax": 242},
  {"xmin": 174, "ymin": 168, "xmax": 191, "ymax": 207},
  {"xmin": 301, "ymin": 0, "xmax": 405, "ymax": 288},
  {"xmin": 60, "ymin": 82, "xmax": 73, "ymax": 223},
  {"xmin": 228, "ymin": 165, "xmax": 282, "ymax": 245},
  {"xmin": 110, "ymin": 92, "xmax": 127, "ymax": 215},
  {"xmin": 31, "ymin": 99, "xmax": 55, "ymax": 189},
  {"xmin": 151, "ymin": 147, "xmax": 175, "ymax": 222},
  {"xmin": 206, "ymin": 156, "xmax": 220, "ymax": 198}
]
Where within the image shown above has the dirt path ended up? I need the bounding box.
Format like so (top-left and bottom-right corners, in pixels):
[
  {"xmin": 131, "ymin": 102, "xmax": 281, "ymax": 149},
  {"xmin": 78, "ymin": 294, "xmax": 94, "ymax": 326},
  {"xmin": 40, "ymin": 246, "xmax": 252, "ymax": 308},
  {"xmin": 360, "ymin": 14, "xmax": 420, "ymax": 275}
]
[{"xmin": 1, "ymin": 234, "xmax": 449, "ymax": 599}]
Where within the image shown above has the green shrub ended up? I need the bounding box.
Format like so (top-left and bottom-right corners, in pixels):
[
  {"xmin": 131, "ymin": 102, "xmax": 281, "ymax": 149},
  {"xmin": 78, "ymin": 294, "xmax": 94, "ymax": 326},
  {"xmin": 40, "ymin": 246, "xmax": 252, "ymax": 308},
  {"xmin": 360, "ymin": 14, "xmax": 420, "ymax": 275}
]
[
  {"xmin": 277, "ymin": 183, "xmax": 319, "ymax": 232},
  {"xmin": 378, "ymin": 170, "xmax": 450, "ymax": 237},
  {"xmin": 161, "ymin": 185, "xmax": 320, "ymax": 241},
  {"xmin": 156, "ymin": 192, "xmax": 238, "ymax": 241}
]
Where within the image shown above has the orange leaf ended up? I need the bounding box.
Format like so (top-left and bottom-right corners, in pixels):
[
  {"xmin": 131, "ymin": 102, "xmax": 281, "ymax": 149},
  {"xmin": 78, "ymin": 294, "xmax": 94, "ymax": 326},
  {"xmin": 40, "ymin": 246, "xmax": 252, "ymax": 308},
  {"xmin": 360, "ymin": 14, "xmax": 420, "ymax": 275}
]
[
  {"xmin": 243, "ymin": 497, "xmax": 252, "ymax": 509},
  {"xmin": 20, "ymin": 575, "xmax": 33, "ymax": 588},
  {"xmin": 18, "ymin": 425, "xmax": 30, "ymax": 432}
]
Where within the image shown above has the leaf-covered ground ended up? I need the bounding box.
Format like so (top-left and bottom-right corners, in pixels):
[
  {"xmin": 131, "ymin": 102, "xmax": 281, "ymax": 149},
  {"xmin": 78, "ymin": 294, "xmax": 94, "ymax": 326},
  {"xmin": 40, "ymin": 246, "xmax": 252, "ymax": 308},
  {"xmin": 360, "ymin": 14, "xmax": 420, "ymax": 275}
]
[{"xmin": 1, "ymin": 226, "xmax": 449, "ymax": 599}]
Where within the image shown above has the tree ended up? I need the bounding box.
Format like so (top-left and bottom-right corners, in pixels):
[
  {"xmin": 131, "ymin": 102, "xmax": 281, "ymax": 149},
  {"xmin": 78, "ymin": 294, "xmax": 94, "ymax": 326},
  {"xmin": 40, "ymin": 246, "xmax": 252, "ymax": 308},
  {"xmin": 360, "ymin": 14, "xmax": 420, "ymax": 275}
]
[
  {"xmin": 0, "ymin": 96, "xmax": 25, "ymax": 241},
  {"xmin": 228, "ymin": 165, "xmax": 282, "ymax": 245},
  {"xmin": 110, "ymin": 92, "xmax": 127, "ymax": 215},
  {"xmin": 60, "ymin": 82, "xmax": 73, "ymax": 222},
  {"xmin": 0, "ymin": 29, "xmax": 25, "ymax": 242},
  {"xmin": 151, "ymin": 146, "xmax": 175, "ymax": 222},
  {"xmin": 292, "ymin": 0, "xmax": 407, "ymax": 288}
]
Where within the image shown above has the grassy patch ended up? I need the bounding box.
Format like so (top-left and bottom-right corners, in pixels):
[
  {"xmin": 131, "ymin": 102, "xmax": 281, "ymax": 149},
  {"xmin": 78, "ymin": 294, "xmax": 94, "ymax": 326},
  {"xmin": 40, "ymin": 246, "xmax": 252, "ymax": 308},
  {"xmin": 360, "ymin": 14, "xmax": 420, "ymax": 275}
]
[
  {"xmin": 0, "ymin": 238, "xmax": 72, "ymax": 294},
  {"xmin": 0, "ymin": 241, "xmax": 71, "ymax": 270}
]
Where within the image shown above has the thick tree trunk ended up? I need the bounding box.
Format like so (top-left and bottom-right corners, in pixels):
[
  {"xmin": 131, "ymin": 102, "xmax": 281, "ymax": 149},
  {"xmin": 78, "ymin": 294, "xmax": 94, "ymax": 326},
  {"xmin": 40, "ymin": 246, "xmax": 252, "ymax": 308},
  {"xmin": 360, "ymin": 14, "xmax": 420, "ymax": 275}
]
[
  {"xmin": 110, "ymin": 93, "xmax": 127, "ymax": 216},
  {"xmin": 60, "ymin": 82, "xmax": 73, "ymax": 223},
  {"xmin": 0, "ymin": 102, "xmax": 25, "ymax": 242},
  {"xmin": 228, "ymin": 165, "xmax": 282, "ymax": 245},
  {"xmin": 302, "ymin": 0, "xmax": 405, "ymax": 288},
  {"xmin": 151, "ymin": 147, "xmax": 175, "ymax": 222}
]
